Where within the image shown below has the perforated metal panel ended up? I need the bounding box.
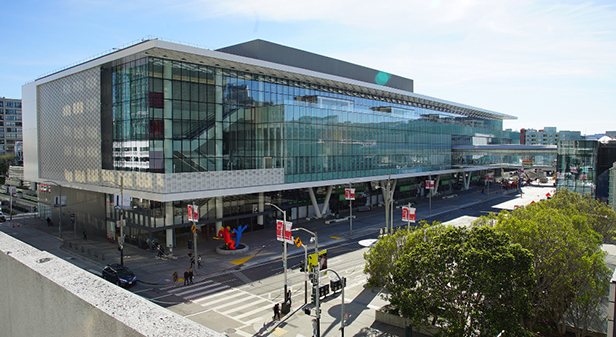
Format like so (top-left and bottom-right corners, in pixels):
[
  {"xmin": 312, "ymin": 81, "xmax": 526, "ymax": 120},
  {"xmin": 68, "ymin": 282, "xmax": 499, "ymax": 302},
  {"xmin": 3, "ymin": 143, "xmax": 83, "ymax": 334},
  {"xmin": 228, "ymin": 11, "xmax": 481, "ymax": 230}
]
[{"xmin": 38, "ymin": 68, "xmax": 101, "ymax": 182}]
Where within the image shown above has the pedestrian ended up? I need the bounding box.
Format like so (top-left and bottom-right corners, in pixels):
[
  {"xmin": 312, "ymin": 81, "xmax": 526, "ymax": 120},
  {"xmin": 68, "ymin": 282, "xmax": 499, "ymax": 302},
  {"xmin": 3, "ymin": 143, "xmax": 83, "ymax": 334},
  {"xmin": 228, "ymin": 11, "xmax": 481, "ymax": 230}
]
[
  {"xmin": 83, "ymin": 228, "xmax": 87, "ymax": 240},
  {"xmin": 198, "ymin": 254, "xmax": 202, "ymax": 268},
  {"xmin": 188, "ymin": 268, "xmax": 194, "ymax": 284},
  {"xmin": 481, "ymin": 188, "xmax": 485, "ymax": 195},
  {"xmin": 172, "ymin": 271, "xmax": 178, "ymax": 284},
  {"xmin": 46, "ymin": 217, "xmax": 51, "ymax": 227},
  {"xmin": 190, "ymin": 255, "xmax": 195, "ymax": 269},
  {"xmin": 273, "ymin": 303, "xmax": 280, "ymax": 320},
  {"xmin": 312, "ymin": 318, "xmax": 317, "ymax": 337},
  {"xmin": 286, "ymin": 290, "xmax": 292, "ymax": 306},
  {"xmin": 183, "ymin": 270, "xmax": 189, "ymax": 286}
]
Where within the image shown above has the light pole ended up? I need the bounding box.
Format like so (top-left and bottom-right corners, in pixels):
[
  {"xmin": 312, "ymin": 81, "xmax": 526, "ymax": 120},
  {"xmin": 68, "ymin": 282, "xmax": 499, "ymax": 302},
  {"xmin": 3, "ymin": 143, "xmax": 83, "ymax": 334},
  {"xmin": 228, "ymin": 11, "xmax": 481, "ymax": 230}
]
[
  {"xmin": 328, "ymin": 268, "xmax": 345, "ymax": 337},
  {"xmin": 266, "ymin": 202, "xmax": 288, "ymax": 304},
  {"xmin": 292, "ymin": 227, "xmax": 320, "ymax": 337}
]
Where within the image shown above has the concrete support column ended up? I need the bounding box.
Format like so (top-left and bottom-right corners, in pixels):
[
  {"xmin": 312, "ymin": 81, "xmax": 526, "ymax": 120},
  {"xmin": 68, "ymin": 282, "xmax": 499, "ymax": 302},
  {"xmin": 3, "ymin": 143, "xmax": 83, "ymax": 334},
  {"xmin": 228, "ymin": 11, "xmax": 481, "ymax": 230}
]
[
  {"xmin": 464, "ymin": 172, "xmax": 471, "ymax": 190},
  {"xmin": 307, "ymin": 187, "xmax": 322, "ymax": 218},
  {"xmin": 215, "ymin": 196, "xmax": 223, "ymax": 233},
  {"xmin": 166, "ymin": 228, "xmax": 174, "ymax": 255},
  {"xmin": 258, "ymin": 192, "xmax": 264, "ymax": 225},
  {"xmin": 321, "ymin": 186, "xmax": 333, "ymax": 216},
  {"xmin": 432, "ymin": 175, "xmax": 441, "ymax": 196}
]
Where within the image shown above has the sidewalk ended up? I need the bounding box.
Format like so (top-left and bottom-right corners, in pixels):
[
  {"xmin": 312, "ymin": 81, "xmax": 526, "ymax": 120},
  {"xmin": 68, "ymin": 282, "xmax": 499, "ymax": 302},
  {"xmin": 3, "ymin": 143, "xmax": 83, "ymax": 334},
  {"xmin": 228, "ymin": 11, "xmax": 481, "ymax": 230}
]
[{"xmin": 7, "ymin": 182, "xmax": 543, "ymax": 286}]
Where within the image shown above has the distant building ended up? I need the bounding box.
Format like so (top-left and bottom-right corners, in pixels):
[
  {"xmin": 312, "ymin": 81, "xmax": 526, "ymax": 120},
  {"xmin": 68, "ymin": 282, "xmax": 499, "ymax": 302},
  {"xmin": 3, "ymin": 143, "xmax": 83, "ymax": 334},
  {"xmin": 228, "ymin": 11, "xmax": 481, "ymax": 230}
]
[
  {"xmin": 520, "ymin": 127, "xmax": 583, "ymax": 145},
  {"xmin": 0, "ymin": 97, "xmax": 23, "ymax": 156},
  {"xmin": 556, "ymin": 137, "xmax": 616, "ymax": 201}
]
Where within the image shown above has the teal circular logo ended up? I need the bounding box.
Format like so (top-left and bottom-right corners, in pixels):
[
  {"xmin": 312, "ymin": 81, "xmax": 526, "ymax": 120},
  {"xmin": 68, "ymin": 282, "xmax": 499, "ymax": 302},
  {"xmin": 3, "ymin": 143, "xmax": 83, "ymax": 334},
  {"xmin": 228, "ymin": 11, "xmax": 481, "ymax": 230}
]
[{"xmin": 375, "ymin": 71, "xmax": 392, "ymax": 85}]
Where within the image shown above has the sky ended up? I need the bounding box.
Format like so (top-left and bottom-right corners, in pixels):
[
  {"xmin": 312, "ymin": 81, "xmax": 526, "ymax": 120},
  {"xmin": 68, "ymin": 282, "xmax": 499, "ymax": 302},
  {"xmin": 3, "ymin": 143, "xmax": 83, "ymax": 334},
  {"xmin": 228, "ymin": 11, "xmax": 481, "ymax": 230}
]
[{"xmin": 1, "ymin": 0, "xmax": 615, "ymax": 135}]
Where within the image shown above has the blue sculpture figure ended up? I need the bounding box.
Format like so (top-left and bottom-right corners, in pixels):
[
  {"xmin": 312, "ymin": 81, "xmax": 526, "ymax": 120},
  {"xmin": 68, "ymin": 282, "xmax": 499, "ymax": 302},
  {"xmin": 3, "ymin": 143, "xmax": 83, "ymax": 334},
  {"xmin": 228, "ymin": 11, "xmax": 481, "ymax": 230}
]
[{"xmin": 232, "ymin": 225, "xmax": 247, "ymax": 247}]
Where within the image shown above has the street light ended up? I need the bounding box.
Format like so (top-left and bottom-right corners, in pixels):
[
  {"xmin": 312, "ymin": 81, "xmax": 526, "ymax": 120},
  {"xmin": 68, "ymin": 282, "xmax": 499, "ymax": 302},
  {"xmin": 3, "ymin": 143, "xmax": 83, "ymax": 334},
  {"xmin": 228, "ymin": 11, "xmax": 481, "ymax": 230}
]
[
  {"xmin": 292, "ymin": 227, "xmax": 320, "ymax": 337},
  {"xmin": 328, "ymin": 268, "xmax": 346, "ymax": 337},
  {"xmin": 346, "ymin": 178, "xmax": 363, "ymax": 238},
  {"xmin": 265, "ymin": 202, "xmax": 289, "ymax": 305}
]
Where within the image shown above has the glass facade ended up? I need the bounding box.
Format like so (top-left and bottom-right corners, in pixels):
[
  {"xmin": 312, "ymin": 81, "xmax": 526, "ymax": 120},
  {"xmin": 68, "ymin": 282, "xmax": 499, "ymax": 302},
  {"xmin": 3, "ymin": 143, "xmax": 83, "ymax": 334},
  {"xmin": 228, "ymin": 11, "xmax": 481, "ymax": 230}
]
[
  {"xmin": 109, "ymin": 56, "xmax": 518, "ymax": 183},
  {"xmin": 555, "ymin": 140, "xmax": 597, "ymax": 197}
]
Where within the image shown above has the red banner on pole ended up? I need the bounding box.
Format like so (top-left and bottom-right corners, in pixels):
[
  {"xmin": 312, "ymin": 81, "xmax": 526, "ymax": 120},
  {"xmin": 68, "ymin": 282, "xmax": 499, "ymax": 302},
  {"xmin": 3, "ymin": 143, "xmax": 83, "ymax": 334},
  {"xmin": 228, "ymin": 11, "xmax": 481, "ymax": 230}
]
[
  {"xmin": 276, "ymin": 220, "xmax": 284, "ymax": 242},
  {"xmin": 187, "ymin": 205, "xmax": 194, "ymax": 222},
  {"xmin": 345, "ymin": 188, "xmax": 356, "ymax": 200},
  {"xmin": 425, "ymin": 180, "xmax": 435, "ymax": 189},
  {"xmin": 402, "ymin": 207, "xmax": 416, "ymax": 222},
  {"xmin": 276, "ymin": 220, "xmax": 293, "ymax": 243}
]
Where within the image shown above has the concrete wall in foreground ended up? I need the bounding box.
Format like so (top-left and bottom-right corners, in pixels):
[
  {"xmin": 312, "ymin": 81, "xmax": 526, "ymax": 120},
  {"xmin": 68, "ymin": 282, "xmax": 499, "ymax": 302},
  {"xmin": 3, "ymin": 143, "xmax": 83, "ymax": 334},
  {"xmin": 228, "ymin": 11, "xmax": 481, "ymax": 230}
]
[{"xmin": 0, "ymin": 232, "xmax": 222, "ymax": 337}]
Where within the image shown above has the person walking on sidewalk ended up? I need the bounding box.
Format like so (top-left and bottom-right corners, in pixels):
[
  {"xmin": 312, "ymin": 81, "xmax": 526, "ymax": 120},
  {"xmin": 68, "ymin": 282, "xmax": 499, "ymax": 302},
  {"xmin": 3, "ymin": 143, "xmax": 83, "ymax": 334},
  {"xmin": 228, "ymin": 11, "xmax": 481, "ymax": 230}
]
[
  {"xmin": 190, "ymin": 255, "xmax": 195, "ymax": 269},
  {"xmin": 188, "ymin": 268, "xmax": 194, "ymax": 284},
  {"xmin": 82, "ymin": 228, "xmax": 87, "ymax": 240},
  {"xmin": 46, "ymin": 217, "xmax": 51, "ymax": 227},
  {"xmin": 172, "ymin": 271, "xmax": 178, "ymax": 284},
  {"xmin": 273, "ymin": 303, "xmax": 280, "ymax": 320},
  {"xmin": 198, "ymin": 255, "xmax": 202, "ymax": 268},
  {"xmin": 286, "ymin": 290, "xmax": 292, "ymax": 306},
  {"xmin": 183, "ymin": 270, "xmax": 189, "ymax": 286}
]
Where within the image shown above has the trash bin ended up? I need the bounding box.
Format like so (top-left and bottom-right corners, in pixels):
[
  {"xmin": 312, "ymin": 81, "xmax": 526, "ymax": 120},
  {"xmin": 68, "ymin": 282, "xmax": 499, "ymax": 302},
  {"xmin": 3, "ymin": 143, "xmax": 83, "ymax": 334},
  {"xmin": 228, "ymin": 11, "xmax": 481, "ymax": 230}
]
[{"xmin": 281, "ymin": 302, "xmax": 291, "ymax": 315}]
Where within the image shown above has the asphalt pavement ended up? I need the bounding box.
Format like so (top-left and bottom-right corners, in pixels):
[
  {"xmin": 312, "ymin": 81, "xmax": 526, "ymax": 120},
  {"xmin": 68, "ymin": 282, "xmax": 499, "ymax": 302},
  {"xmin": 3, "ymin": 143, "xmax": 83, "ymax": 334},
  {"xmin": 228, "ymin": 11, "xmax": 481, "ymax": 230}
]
[
  {"xmin": 0, "ymin": 182, "xmax": 556, "ymax": 336},
  {"xmin": 1, "ymin": 183, "xmax": 542, "ymax": 283}
]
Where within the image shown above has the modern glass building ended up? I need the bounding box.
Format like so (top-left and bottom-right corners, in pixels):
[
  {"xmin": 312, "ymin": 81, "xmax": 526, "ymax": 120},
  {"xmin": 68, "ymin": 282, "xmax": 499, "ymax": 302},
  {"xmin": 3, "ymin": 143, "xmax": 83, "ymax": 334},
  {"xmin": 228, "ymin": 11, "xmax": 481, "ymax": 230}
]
[{"xmin": 24, "ymin": 38, "xmax": 532, "ymax": 248}]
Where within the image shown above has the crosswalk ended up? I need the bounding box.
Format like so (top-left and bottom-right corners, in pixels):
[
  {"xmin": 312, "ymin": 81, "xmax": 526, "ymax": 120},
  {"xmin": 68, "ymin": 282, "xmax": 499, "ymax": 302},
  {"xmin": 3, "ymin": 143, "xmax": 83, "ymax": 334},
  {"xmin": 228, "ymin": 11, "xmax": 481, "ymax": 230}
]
[{"xmin": 167, "ymin": 279, "xmax": 276, "ymax": 326}]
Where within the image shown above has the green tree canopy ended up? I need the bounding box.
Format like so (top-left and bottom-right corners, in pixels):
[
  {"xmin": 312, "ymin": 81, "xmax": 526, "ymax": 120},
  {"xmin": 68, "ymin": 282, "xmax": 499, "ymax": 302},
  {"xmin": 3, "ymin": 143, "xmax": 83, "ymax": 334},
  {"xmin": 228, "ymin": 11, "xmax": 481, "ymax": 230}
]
[
  {"xmin": 475, "ymin": 189, "xmax": 612, "ymax": 335},
  {"xmin": 365, "ymin": 224, "xmax": 535, "ymax": 336},
  {"xmin": 0, "ymin": 153, "xmax": 17, "ymax": 177}
]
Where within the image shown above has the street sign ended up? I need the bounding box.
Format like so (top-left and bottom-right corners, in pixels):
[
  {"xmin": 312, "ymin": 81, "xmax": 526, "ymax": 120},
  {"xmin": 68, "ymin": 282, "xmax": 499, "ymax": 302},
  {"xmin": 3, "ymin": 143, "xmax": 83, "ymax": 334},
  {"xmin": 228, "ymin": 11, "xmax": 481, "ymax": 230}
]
[
  {"xmin": 253, "ymin": 204, "xmax": 258, "ymax": 213},
  {"xmin": 53, "ymin": 195, "xmax": 67, "ymax": 207},
  {"xmin": 308, "ymin": 250, "xmax": 328, "ymax": 271},
  {"xmin": 294, "ymin": 237, "xmax": 302, "ymax": 248},
  {"xmin": 114, "ymin": 194, "xmax": 130, "ymax": 210},
  {"xmin": 344, "ymin": 188, "xmax": 355, "ymax": 200},
  {"xmin": 425, "ymin": 180, "xmax": 435, "ymax": 189},
  {"xmin": 191, "ymin": 224, "xmax": 196, "ymax": 233},
  {"xmin": 402, "ymin": 206, "xmax": 416, "ymax": 222}
]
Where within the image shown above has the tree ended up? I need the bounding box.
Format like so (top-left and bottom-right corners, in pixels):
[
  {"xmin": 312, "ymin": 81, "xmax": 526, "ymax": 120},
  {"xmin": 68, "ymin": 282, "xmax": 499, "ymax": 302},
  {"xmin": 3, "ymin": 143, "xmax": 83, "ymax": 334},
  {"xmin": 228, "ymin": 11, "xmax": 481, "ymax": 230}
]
[
  {"xmin": 0, "ymin": 153, "xmax": 17, "ymax": 177},
  {"xmin": 476, "ymin": 190, "xmax": 611, "ymax": 334},
  {"xmin": 365, "ymin": 224, "xmax": 535, "ymax": 336}
]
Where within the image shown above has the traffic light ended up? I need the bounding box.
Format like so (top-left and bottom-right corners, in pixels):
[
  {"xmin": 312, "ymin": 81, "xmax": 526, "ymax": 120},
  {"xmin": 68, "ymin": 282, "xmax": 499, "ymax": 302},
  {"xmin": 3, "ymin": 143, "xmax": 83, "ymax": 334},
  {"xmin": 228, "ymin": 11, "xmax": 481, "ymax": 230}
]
[
  {"xmin": 300, "ymin": 260, "xmax": 306, "ymax": 272},
  {"xmin": 187, "ymin": 239, "xmax": 193, "ymax": 250}
]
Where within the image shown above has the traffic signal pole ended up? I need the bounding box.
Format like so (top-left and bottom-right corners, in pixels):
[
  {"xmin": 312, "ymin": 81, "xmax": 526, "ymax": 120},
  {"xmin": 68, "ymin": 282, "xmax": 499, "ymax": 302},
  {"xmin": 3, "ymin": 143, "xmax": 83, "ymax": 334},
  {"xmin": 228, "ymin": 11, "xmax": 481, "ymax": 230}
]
[{"xmin": 301, "ymin": 244, "xmax": 308, "ymax": 304}]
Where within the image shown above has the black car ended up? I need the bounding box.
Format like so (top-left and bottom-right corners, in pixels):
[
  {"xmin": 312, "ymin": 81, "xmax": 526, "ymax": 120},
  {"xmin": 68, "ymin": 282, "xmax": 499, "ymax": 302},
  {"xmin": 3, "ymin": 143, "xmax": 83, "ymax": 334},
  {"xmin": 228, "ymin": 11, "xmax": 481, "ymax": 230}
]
[
  {"xmin": 0, "ymin": 210, "xmax": 6, "ymax": 222},
  {"xmin": 102, "ymin": 264, "xmax": 137, "ymax": 287}
]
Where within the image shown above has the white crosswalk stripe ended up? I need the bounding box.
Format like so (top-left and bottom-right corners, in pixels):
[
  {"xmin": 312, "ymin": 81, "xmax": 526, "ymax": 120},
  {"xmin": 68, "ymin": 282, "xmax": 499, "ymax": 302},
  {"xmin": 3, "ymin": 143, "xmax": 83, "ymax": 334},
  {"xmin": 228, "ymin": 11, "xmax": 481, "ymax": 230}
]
[{"xmin": 190, "ymin": 283, "xmax": 277, "ymax": 324}]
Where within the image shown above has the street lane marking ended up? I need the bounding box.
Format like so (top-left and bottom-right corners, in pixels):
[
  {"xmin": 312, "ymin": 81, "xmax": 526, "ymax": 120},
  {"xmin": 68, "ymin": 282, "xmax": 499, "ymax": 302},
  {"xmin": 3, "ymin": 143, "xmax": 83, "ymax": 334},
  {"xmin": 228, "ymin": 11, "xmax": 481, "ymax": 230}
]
[
  {"xmin": 193, "ymin": 287, "xmax": 241, "ymax": 304},
  {"xmin": 185, "ymin": 285, "xmax": 230, "ymax": 300},
  {"xmin": 230, "ymin": 256, "xmax": 253, "ymax": 265},
  {"xmin": 221, "ymin": 298, "xmax": 271, "ymax": 316},
  {"xmin": 330, "ymin": 236, "xmax": 341, "ymax": 239},
  {"xmin": 271, "ymin": 327, "xmax": 288, "ymax": 336}
]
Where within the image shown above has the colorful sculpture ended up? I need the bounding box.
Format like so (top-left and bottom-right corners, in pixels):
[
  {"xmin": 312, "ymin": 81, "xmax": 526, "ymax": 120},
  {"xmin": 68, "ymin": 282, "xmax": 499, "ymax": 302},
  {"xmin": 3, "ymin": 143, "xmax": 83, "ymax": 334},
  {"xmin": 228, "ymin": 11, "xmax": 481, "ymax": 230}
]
[
  {"xmin": 232, "ymin": 225, "xmax": 247, "ymax": 247},
  {"xmin": 218, "ymin": 226, "xmax": 235, "ymax": 250}
]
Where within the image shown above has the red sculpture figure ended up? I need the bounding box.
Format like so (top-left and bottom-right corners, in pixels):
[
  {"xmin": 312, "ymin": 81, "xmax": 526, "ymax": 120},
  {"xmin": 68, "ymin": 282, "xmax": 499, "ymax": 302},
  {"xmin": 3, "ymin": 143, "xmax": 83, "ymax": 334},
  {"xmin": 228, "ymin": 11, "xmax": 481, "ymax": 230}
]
[{"xmin": 218, "ymin": 226, "xmax": 236, "ymax": 250}]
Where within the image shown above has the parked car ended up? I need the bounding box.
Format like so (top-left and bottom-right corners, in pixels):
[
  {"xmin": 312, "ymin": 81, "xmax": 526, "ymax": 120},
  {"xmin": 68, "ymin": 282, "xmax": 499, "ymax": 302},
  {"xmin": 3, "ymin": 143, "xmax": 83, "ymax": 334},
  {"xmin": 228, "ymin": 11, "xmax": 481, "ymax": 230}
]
[
  {"xmin": 102, "ymin": 264, "xmax": 137, "ymax": 287},
  {"xmin": 0, "ymin": 210, "xmax": 6, "ymax": 222}
]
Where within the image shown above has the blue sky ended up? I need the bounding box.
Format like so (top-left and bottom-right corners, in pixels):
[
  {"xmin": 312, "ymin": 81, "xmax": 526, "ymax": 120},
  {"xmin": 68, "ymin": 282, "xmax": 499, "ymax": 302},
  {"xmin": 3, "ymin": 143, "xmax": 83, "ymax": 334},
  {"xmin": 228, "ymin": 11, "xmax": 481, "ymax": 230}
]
[{"xmin": 2, "ymin": 0, "xmax": 615, "ymax": 135}]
